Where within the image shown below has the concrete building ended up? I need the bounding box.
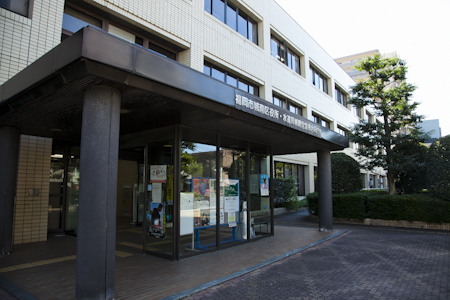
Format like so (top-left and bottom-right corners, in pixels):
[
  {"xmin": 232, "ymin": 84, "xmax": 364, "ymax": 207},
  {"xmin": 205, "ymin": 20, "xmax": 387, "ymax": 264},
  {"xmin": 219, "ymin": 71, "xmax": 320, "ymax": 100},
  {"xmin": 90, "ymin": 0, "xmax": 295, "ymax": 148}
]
[
  {"xmin": 0, "ymin": 0, "xmax": 373, "ymax": 297},
  {"xmin": 420, "ymin": 119, "xmax": 442, "ymax": 144}
]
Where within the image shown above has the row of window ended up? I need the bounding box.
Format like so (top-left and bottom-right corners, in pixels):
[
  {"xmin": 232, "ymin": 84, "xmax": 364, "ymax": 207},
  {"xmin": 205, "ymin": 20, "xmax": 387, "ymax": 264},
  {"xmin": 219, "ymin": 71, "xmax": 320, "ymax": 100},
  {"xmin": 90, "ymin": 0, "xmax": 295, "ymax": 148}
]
[
  {"xmin": 62, "ymin": 6, "xmax": 178, "ymax": 60},
  {"xmin": 205, "ymin": 0, "xmax": 257, "ymax": 44},
  {"xmin": 203, "ymin": 62, "xmax": 259, "ymax": 96},
  {"xmin": 272, "ymin": 95, "xmax": 302, "ymax": 116},
  {"xmin": 270, "ymin": 36, "xmax": 300, "ymax": 75},
  {"xmin": 312, "ymin": 114, "xmax": 330, "ymax": 129}
]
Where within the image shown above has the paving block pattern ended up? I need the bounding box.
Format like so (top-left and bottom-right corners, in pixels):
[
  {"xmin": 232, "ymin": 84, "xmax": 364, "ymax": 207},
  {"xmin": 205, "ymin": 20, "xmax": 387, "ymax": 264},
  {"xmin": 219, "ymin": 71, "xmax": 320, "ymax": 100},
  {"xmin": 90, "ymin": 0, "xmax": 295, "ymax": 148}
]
[{"xmin": 184, "ymin": 228, "xmax": 450, "ymax": 300}]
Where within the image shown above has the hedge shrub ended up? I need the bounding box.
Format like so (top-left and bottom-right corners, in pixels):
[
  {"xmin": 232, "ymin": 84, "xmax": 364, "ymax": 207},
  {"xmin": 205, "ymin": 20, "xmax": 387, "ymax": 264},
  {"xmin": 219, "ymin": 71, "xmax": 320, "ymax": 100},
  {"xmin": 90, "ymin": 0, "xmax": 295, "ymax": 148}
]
[
  {"xmin": 306, "ymin": 192, "xmax": 366, "ymax": 220},
  {"xmin": 274, "ymin": 177, "xmax": 297, "ymax": 208},
  {"xmin": 306, "ymin": 192, "xmax": 450, "ymax": 223},
  {"xmin": 331, "ymin": 153, "xmax": 362, "ymax": 194},
  {"xmin": 366, "ymin": 194, "xmax": 450, "ymax": 223},
  {"xmin": 426, "ymin": 135, "xmax": 450, "ymax": 201}
]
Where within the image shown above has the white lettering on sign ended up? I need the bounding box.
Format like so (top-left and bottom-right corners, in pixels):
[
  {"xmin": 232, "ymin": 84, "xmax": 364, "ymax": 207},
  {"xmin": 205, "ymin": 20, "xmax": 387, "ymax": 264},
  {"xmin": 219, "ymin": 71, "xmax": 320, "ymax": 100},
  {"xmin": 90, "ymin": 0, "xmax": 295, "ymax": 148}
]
[{"xmin": 235, "ymin": 93, "xmax": 322, "ymax": 137}]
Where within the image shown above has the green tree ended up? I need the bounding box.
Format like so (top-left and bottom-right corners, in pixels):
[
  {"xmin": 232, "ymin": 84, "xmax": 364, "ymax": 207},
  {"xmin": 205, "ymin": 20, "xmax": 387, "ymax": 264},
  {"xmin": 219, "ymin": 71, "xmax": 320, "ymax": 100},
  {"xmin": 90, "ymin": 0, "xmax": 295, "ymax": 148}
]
[
  {"xmin": 393, "ymin": 141, "xmax": 428, "ymax": 194},
  {"xmin": 331, "ymin": 153, "xmax": 362, "ymax": 194},
  {"xmin": 426, "ymin": 135, "xmax": 450, "ymax": 201},
  {"xmin": 348, "ymin": 54, "xmax": 424, "ymax": 195}
]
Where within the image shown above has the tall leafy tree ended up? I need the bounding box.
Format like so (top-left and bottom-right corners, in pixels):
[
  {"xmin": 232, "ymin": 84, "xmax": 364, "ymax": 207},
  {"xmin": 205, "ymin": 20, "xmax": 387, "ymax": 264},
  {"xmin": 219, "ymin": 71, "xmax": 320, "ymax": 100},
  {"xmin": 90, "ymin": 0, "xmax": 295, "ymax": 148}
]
[{"xmin": 348, "ymin": 54, "xmax": 423, "ymax": 195}]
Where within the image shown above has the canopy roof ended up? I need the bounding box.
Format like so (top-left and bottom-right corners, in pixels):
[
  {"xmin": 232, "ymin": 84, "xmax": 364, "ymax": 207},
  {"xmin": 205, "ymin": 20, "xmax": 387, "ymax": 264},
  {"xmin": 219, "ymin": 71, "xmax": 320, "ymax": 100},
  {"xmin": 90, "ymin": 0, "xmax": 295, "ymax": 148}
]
[{"xmin": 0, "ymin": 27, "xmax": 348, "ymax": 154}]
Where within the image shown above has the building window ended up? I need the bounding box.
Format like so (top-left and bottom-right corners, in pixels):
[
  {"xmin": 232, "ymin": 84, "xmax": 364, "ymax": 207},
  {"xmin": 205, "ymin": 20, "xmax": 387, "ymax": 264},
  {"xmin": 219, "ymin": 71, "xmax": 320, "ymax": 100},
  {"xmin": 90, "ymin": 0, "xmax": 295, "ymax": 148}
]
[
  {"xmin": 312, "ymin": 113, "xmax": 330, "ymax": 129},
  {"xmin": 365, "ymin": 111, "xmax": 372, "ymax": 123},
  {"xmin": 337, "ymin": 126, "xmax": 347, "ymax": 136},
  {"xmin": 335, "ymin": 86, "xmax": 347, "ymax": 106},
  {"xmin": 272, "ymin": 95, "xmax": 303, "ymax": 115},
  {"xmin": 0, "ymin": 0, "xmax": 28, "ymax": 17},
  {"xmin": 204, "ymin": 62, "xmax": 259, "ymax": 96},
  {"xmin": 272, "ymin": 95, "xmax": 286, "ymax": 109},
  {"xmin": 271, "ymin": 36, "xmax": 301, "ymax": 74},
  {"xmin": 62, "ymin": 6, "xmax": 102, "ymax": 36},
  {"xmin": 352, "ymin": 105, "xmax": 362, "ymax": 118},
  {"xmin": 62, "ymin": 6, "xmax": 178, "ymax": 60},
  {"xmin": 275, "ymin": 162, "xmax": 305, "ymax": 196},
  {"xmin": 310, "ymin": 66, "xmax": 328, "ymax": 94},
  {"xmin": 205, "ymin": 0, "xmax": 258, "ymax": 44}
]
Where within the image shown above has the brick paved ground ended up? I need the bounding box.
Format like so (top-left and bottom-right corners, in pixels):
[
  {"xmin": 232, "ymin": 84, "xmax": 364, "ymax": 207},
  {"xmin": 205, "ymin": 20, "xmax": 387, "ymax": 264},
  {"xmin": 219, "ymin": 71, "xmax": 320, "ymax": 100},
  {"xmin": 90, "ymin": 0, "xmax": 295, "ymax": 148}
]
[{"xmin": 182, "ymin": 224, "xmax": 450, "ymax": 300}]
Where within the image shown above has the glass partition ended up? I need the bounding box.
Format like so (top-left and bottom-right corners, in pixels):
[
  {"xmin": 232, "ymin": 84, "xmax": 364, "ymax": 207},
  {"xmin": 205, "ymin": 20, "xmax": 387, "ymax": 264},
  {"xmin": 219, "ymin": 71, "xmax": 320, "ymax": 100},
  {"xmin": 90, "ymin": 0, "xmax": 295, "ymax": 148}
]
[
  {"xmin": 143, "ymin": 141, "xmax": 174, "ymax": 258},
  {"xmin": 219, "ymin": 148, "xmax": 247, "ymax": 244},
  {"xmin": 180, "ymin": 142, "xmax": 218, "ymax": 256},
  {"xmin": 249, "ymin": 152, "xmax": 272, "ymax": 238}
]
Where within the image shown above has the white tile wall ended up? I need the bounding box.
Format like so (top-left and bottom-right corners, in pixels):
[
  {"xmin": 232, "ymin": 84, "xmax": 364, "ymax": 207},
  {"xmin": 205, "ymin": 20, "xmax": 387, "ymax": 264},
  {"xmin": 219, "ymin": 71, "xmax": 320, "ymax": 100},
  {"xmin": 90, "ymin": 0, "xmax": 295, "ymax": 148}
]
[{"xmin": 13, "ymin": 135, "xmax": 52, "ymax": 245}]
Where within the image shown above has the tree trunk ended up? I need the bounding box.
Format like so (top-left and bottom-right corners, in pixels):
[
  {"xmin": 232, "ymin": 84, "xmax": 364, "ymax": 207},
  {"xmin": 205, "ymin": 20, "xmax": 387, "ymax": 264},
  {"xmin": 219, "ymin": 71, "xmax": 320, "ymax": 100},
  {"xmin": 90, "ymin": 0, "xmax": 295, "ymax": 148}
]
[{"xmin": 388, "ymin": 172, "xmax": 396, "ymax": 195}]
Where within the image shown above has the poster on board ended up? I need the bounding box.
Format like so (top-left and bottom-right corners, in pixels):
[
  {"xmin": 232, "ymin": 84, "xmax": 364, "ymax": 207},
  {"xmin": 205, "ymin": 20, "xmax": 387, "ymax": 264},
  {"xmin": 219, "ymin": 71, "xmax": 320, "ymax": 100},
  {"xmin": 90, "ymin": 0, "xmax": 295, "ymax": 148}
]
[
  {"xmin": 260, "ymin": 174, "xmax": 269, "ymax": 196},
  {"xmin": 149, "ymin": 203, "xmax": 165, "ymax": 238},
  {"xmin": 150, "ymin": 165, "xmax": 167, "ymax": 183},
  {"xmin": 224, "ymin": 179, "xmax": 239, "ymax": 213},
  {"xmin": 193, "ymin": 178, "xmax": 210, "ymax": 209}
]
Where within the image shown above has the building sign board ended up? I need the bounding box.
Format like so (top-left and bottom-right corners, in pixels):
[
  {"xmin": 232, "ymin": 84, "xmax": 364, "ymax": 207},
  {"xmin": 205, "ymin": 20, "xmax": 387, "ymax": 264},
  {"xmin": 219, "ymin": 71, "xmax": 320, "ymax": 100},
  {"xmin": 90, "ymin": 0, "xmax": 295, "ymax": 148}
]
[{"xmin": 234, "ymin": 91, "xmax": 322, "ymax": 138}]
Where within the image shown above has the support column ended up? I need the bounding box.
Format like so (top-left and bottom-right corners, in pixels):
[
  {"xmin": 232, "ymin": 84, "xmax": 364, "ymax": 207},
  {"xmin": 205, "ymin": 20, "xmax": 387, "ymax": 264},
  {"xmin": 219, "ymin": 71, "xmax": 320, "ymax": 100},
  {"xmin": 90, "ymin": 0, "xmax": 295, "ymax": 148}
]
[
  {"xmin": 76, "ymin": 86, "xmax": 121, "ymax": 300},
  {"xmin": 317, "ymin": 150, "xmax": 333, "ymax": 231},
  {"xmin": 0, "ymin": 127, "xmax": 20, "ymax": 255}
]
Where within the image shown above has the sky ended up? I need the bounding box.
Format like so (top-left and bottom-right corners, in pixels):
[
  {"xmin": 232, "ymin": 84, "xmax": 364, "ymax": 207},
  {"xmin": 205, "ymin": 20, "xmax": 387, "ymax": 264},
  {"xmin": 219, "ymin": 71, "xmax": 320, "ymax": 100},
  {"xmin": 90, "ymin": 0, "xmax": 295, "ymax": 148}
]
[{"xmin": 275, "ymin": 0, "xmax": 450, "ymax": 137}]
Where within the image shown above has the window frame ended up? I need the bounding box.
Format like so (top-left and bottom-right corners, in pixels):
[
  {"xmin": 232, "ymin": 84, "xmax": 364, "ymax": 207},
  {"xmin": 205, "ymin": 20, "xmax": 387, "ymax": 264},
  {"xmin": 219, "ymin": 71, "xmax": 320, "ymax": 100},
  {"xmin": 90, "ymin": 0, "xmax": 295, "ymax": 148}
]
[
  {"xmin": 0, "ymin": 0, "xmax": 29, "ymax": 17},
  {"xmin": 205, "ymin": 0, "xmax": 258, "ymax": 45},
  {"xmin": 272, "ymin": 94, "xmax": 303, "ymax": 116},
  {"xmin": 270, "ymin": 35, "xmax": 301, "ymax": 75},
  {"xmin": 310, "ymin": 65, "xmax": 328, "ymax": 94},
  {"xmin": 204, "ymin": 61, "xmax": 259, "ymax": 96},
  {"xmin": 62, "ymin": 5, "xmax": 179, "ymax": 61},
  {"xmin": 334, "ymin": 85, "xmax": 347, "ymax": 107},
  {"xmin": 312, "ymin": 113, "xmax": 330, "ymax": 129}
]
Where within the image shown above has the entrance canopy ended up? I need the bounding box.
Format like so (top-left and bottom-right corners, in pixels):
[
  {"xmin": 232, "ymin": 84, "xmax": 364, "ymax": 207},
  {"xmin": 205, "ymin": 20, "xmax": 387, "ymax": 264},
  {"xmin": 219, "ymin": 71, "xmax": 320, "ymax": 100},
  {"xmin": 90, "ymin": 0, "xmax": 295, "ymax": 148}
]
[{"xmin": 0, "ymin": 27, "xmax": 348, "ymax": 154}]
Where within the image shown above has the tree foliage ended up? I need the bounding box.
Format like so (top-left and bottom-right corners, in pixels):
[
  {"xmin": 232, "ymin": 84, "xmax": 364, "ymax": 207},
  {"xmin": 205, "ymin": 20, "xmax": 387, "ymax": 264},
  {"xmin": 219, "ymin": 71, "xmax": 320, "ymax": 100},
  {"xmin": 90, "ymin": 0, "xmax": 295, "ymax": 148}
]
[
  {"xmin": 348, "ymin": 54, "xmax": 424, "ymax": 195},
  {"xmin": 393, "ymin": 141, "xmax": 428, "ymax": 194},
  {"xmin": 331, "ymin": 153, "xmax": 362, "ymax": 194},
  {"xmin": 426, "ymin": 135, "xmax": 450, "ymax": 201}
]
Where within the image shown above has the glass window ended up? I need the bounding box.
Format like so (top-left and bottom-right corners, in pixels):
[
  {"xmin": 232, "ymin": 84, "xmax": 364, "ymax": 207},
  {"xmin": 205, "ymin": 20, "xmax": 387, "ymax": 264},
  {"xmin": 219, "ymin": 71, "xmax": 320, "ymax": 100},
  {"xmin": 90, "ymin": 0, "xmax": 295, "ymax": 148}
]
[
  {"xmin": 144, "ymin": 141, "xmax": 174, "ymax": 258},
  {"xmin": 248, "ymin": 85, "xmax": 255, "ymax": 95},
  {"xmin": 219, "ymin": 148, "xmax": 247, "ymax": 244},
  {"xmin": 203, "ymin": 64, "xmax": 211, "ymax": 76},
  {"xmin": 149, "ymin": 42, "xmax": 177, "ymax": 60},
  {"xmin": 237, "ymin": 12, "xmax": 248, "ymax": 38},
  {"xmin": 310, "ymin": 67, "xmax": 315, "ymax": 85},
  {"xmin": 180, "ymin": 142, "xmax": 218, "ymax": 255},
  {"xmin": 272, "ymin": 96, "xmax": 285, "ymax": 108},
  {"xmin": 249, "ymin": 152, "xmax": 271, "ymax": 238},
  {"xmin": 238, "ymin": 80, "xmax": 248, "ymax": 92},
  {"xmin": 270, "ymin": 37, "xmax": 279, "ymax": 59},
  {"xmin": 226, "ymin": 74, "xmax": 238, "ymax": 87},
  {"xmin": 289, "ymin": 104, "xmax": 301, "ymax": 115},
  {"xmin": 0, "ymin": 0, "xmax": 29, "ymax": 17},
  {"xmin": 204, "ymin": 0, "xmax": 211, "ymax": 13},
  {"xmin": 63, "ymin": 7, "xmax": 102, "ymax": 34},
  {"xmin": 212, "ymin": 67, "xmax": 225, "ymax": 82},
  {"xmin": 248, "ymin": 19, "xmax": 257, "ymax": 44},
  {"xmin": 226, "ymin": 3, "xmax": 237, "ymax": 31},
  {"xmin": 207, "ymin": 0, "xmax": 257, "ymax": 45},
  {"xmin": 204, "ymin": 62, "xmax": 258, "ymax": 96},
  {"xmin": 312, "ymin": 115, "xmax": 319, "ymax": 124},
  {"xmin": 212, "ymin": 0, "xmax": 225, "ymax": 22}
]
